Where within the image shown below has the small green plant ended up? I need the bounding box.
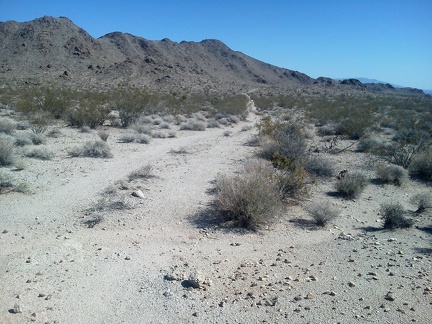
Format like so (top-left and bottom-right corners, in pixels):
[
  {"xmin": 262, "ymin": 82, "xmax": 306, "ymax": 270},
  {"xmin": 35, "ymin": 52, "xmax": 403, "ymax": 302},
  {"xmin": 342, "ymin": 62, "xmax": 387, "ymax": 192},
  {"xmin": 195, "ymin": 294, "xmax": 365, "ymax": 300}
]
[
  {"xmin": 410, "ymin": 192, "xmax": 432, "ymax": 214},
  {"xmin": 335, "ymin": 171, "xmax": 368, "ymax": 198},
  {"xmin": 380, "ymin": 203, "xmax": 413, "ymax": 229},
  {"xmin": 214, "ymin": 159, "xmax": 283, "ymax": 230},
  {"xmin": 128, "ymin": 165, "xmax": 154, "ymax": 181},
  {"xmin": 375, "ymin": 164, "xmax": 407, "ymax": 186},
  {"xmin": 70, "ymin": 141, "xmax": 113, "ymax": 158},
  {"xmin": 306, "ymin": 200, "xmax": 340, "ymax": 227}
]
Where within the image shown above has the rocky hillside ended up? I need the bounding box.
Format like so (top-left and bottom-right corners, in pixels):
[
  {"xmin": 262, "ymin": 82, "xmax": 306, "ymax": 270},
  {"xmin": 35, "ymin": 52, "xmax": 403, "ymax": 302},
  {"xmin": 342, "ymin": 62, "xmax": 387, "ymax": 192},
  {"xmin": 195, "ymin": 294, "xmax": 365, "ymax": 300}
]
[{"xmin": 0, "ymin": 16, "xmax": 426, "ymax": 95}]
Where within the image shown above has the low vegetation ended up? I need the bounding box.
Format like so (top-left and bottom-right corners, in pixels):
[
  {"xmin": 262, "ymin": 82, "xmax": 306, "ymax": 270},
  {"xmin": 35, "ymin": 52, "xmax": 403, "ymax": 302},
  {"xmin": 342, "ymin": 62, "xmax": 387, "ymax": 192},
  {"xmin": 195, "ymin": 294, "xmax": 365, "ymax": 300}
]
[
  {"xmin": 334, "ymin": 172, "xmax": 368, "ymax": 198},
  {"xmin": 380, "ymin": 202, "xmax": 413, "ymax": 229},
  {"xmin": 306, "ymin": 200, "xmax": 340, "ymax": 227},
  {"xmin": 69, "ymin": 141, "xmax": 113, "ymax": 158},
  {"xmin": 375, "ymin": 163, "xmax": 407, "ymax": 186}
]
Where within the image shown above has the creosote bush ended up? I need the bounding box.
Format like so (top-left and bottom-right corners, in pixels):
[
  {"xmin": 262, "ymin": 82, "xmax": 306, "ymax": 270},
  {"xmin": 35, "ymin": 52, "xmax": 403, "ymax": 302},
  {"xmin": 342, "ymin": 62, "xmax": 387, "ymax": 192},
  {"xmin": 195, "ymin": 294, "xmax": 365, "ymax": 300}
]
[
  {"xmin": 215, "ymin": 159, "xmax": 283, "ymax": 230},
  {"xmin": 335, "ymin": 171, "xmax": 368, "ymax": 198},
  {"xmin": 24, "ymin": 147, "xmax": 54, "ymax": 160},
  {"xmin": 375, "ymin": 164, "xmax": 407, "ymax": 186},
  {"xmin": 305, "ymin": 155, "xmax": 334, "ymax": 177},
  {"xmin": 306, "ymin": 200, "xmax": 340, "ymax": 227},
  {"xmin": 380, "ymin": 203, "xmax": 413, "ymax": 229},
  {"xmin": 70, "ymin": 141, "xmax": 113, "ymax": 158}
]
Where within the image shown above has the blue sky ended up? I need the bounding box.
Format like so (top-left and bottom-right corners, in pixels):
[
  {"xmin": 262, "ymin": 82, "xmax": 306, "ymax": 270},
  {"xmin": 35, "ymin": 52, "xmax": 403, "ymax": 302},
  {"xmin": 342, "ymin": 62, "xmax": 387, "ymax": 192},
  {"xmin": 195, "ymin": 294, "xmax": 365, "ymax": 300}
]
[{"xmin": 1, "ymin": 0, "xmax": 431, "ymax": 89}]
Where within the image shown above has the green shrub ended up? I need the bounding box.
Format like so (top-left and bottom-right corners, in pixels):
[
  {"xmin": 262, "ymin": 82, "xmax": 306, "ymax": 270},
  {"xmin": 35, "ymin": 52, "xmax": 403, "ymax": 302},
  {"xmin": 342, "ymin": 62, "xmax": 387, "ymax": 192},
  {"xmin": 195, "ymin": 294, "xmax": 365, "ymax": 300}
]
[
  {"xmin": 214, "ymin": 160, "xmax": 283, "ymax": 230},
  {"xmin": 306, "ymin": 200, "xmax": 340, "ymax": 226},
  {"xmin": 335, "ymin": 171, "xmax": 368, "ymax": 198},
  {"xmin": 375, "ymin": 164, "xmax": 407, "ymax": 186},
  {"xmin": 410, "ymin": 192, "xmax": 432, "ymax": 213},
  {"xmin": 409, "ymin": 149, "xmax": 432, "ymax": 181},
  {"xmin": 70, "ymin": 141, "xmax": 113, "ymax": 158},
  {"xmin": 0, "ymin": 136, "xmax": 16, "ymax": 166},
  {"xmin": 380, "ymin": 203, "xmax": 413, "ymax": 229}
]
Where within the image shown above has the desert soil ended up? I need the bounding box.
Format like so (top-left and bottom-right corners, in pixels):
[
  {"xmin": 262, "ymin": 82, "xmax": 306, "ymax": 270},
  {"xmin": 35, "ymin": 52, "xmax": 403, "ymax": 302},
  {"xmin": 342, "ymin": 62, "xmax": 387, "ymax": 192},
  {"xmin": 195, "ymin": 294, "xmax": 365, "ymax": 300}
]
[{"xmin": 1, "ymin": 112, "xmax": 431, "ymax": 324}]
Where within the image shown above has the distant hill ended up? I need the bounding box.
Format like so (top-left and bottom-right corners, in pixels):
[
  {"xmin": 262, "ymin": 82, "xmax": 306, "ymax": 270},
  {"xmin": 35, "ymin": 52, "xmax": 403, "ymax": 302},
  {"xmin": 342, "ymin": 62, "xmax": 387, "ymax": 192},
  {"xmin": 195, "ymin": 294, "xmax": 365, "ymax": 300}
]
[{"xmin": 0, "ymin": 16, "xmax": 427, "ymax": 95}]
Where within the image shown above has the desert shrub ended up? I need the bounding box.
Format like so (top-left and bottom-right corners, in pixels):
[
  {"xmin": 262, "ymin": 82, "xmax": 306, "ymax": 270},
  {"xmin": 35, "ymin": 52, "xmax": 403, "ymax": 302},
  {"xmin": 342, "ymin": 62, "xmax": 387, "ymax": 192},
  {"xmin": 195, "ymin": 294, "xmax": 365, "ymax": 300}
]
[
  {"xmin": 128, "ymin": 165, "xmax": 154, "ymax": 181},
  {"xmin": 139, "ymin": 116, "xmax": 153, "ymax": 124},
  {"xmin": 162, "ymin": 115, "xmax": 175, "ymax": 123},
  {"xmin": 217, "ymin": 118, "xmax": 229, "ymax": 126},
  {"xmin": 223, "ymin": 130, "xmax": 233, "ymax": 137},
  {"xmin": 335, "ymin": 171, "xmax": 368, "ymax": 198},
  {"xmin": 207, "ymin": 119, "xmax": 220, "ymax": 128},
  {"xmin": 380, "ymin": 203, "xmax": 413, "ymax": 229},
  {"xmin": 136, "ymin": 134, "xmax": 151, "ymax": 144},
  {"xmin": 24, "ymin": 147, "xmax": 54, "ymax": 160},
  {"xmin": 228, "ymin": 115, "xmax": 240, "ymax": 124},
  {"xmin": 30, "ymin": 113, "xmax": 50, "ymax": 133},
  {"xmin": 357, "ymin": 137, "xmax": 385, "ymax": 153},
  {"xmin": 133, "ymin": 124, "xmax": 153, "ymax": 136},
  {"xmin": 410, "ymin": 192, "xmax": 432, "ymax": 213},
  {"xmin": 0, "ymin": 117, "xmax": 16, "ymax": 134},
  {"xmin": 169, "ymin": 146, "xmax": 190, "ymax": 154},
  {"xmin": 214, "ymin": 159, "xmax": 283, "ymax": 230},
  {"xmin": 317, "ymin": 124, "xmax": 336, "ymax": 136},
  {"xmin": 271, "ymin": 153, "xmax": 310, "ymax": 198},
  {"xmin": 244, "ymin": 135, "xmax": 261, "ymax": 147},
  {"xmin": 80, "ymin": 126, "xmax": 92, "ymax": 133},
  {"xmin": 375, "ymin": 164, "xmax": 407, "ymax": 186},
  {"xmin": 97, "ymin": 130, "xmax": 109, "ymax": 142},
  {"xmin": 409, "ymin": 149, "xmax": 432, "ymax": 181},
  {"xmin": 241, "ymin": 125, "xmax": 253, "ymax": 132},
  {"xmin": 30, "ymin": 133, "xmax": 46, "ymax": 145},
  {"xmin": 119, "ymin": 131, "xmax": 138, "ymax": 143},
  {"xmin": 306, "ymin": 200, "xmax": 340, "ymax": 226},
  {"xmin": 70, "ymin": 141, "xmax": 113, "ymax": 158},
  {"xmin": 47, "ymin": 128, "xmax": 63, "ymax": 138},
  {"xmin": 152, "ymin": 118, "xmax": 163, "ymax": 125},
  {"xmin": 114, "ymin": 90, "xmax": 150, "ymax": 127},
  {"xmin": 14, "ymin": 132, "xmax": 33, "ymax": 146},
  {"xmin": 0, "ymin": 136, "xmax": 16, "ymax": 166},
  {"xmin": 0, "ymin": 171, "xmax": 14, "ymax": 188},
  {"xmin": 15, "ymin": 121, "xmax": 30, "ymax": 131},
  {"xmin": 159, "ymin": 122, "xmax": 171, "ymax": 129},
  {"xmin": 152, "ymin": 131, "xmax": 168, "ymax": 138},
  {"xmin": 180, "ymin": 119, "xmax": 206, "ymax": 131},
  {"xmin": 90, "ymin": 196, "xmax": 135, "ymax": 213},
  {"xmin": 305, "ymin": 155, "xmax": 334, "ymax": 177}
]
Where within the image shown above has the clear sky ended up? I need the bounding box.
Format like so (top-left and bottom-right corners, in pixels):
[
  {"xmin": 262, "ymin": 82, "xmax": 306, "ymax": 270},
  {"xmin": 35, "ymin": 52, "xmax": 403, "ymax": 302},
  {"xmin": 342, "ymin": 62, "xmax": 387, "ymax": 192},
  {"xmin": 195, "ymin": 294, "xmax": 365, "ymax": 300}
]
[{"xmin": 1, "ymin": 0, "xmax": 431, "ymax": 89}]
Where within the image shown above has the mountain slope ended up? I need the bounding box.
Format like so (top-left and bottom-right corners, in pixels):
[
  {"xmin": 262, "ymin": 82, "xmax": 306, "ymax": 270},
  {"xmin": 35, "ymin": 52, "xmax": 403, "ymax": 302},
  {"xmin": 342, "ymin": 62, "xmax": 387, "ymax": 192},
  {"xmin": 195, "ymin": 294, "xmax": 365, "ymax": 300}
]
[{"xmin": 0, "ymin": 16, "xmax": 426, "ymax": 95}]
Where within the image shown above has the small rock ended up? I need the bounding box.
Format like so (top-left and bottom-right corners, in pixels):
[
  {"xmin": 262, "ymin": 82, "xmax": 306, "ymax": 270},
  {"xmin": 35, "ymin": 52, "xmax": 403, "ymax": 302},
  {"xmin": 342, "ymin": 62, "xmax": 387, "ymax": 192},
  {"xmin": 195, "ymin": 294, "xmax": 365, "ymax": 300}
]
[
  {"xmin": 131, "ymin": 190, "xmax": 145, "ymax": 199},
  {"xmin": 348, "ymin": 281, "xmax": 356, "ymax": 287},
  {"xmin": 385, "ymin": 292, "xmax": 396, "ymax": 301},
  {"xmin": 11, "ymin": 303, "xmax": 22, "ymax": 314},
  {"xmin": 305, "ymin": 293, "xmax": 315, "ymax": 300},
  {"xmin": 164, "ymin": 274, "xmax": 177, "ymax": 281}
]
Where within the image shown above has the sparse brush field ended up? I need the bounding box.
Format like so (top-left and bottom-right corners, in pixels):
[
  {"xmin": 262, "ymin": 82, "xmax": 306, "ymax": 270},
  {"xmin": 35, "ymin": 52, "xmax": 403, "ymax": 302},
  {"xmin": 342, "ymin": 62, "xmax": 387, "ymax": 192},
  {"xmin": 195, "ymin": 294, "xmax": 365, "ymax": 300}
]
[{"xmin": 0, "ymin": 87, "xmax": 431, "ymax": 323}]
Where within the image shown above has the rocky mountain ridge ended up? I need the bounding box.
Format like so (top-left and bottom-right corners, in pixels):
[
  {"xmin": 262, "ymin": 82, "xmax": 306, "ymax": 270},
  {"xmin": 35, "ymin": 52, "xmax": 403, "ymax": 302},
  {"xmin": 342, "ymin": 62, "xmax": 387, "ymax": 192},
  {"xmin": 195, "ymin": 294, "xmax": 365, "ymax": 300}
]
[{"xmin": 0, "ymin": 16, "xmax": 426, "ymax": 95}]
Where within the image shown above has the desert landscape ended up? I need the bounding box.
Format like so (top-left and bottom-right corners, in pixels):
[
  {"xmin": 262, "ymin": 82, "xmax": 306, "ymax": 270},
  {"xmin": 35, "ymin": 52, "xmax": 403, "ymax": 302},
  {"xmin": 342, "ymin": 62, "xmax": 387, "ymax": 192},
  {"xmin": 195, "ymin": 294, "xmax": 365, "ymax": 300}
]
[{"xmin": 0, "ymin": 16, "xmax": 431, "ymax": 324}]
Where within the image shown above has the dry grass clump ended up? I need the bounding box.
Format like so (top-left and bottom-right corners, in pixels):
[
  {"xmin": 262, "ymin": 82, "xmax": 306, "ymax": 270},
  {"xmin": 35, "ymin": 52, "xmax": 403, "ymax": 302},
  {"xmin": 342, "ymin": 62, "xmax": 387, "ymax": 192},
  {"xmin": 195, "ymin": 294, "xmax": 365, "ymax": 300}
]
[
  {"xmin": 207, "ymin": 119, "xmax": 220, "ymax": 128},
  {"xmin": 335, "ymin": 171, "xmax": 368, "ymax": 198},
  {"xmin": 0, "ymin": 170, "xmax": 28, "ymax": 193},
  {"xmin": 136, "ymin": 134, "xmax": 152, "ymax": 144},
  {"xmin": 410, "ymin": 192, "xmax": 432, "ymax": 214},
  {"xmin": 375, "ymin": 164, "xmax": 407, "ymax": 186},
  {"xmin": 306, "ymin": 200, "xmax": 340, "ymax": 227},
  {"xmin": 152, "ymin": 131, "xmax": 168, "ymax": 139},
  {"xmin": 380, "ymin": 203, "xmax": 413, "ymax": 229},
  {"xmin": 70, "ymin": 141, "xmax": 113, "ymax": 158},
  {"xmin": 0, "ymin": 135, "xmax": 16, "ymax": 166},
  {"xmin": 128, "ymin": 165, "xmax": 154, "ymax": 181},
  {"xmin": 30, "ymin": 133, "xmax": 46, "ymax": 145},
  {"xmin": 14, "ymin": 132, "xmax": 33, "ymax": 147},
  {"xmin": 214, "ymin": 159, "xmax": 283, "ymax": 230},
  {"xmin": 356, "ymin": 137, "xmax": 384, "ymax": 153},
  {"xmin": 133, "ymin": 124, "xmax": 153, "ymax": 136}
]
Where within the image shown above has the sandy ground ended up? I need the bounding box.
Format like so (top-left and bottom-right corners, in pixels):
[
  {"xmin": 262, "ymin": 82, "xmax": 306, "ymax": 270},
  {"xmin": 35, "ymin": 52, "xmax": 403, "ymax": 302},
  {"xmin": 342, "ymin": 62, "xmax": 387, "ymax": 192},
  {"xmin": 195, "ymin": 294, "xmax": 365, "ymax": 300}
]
[{"xmin": 1, "ymin": 111, "xmax": 431, "ymax": 324}]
